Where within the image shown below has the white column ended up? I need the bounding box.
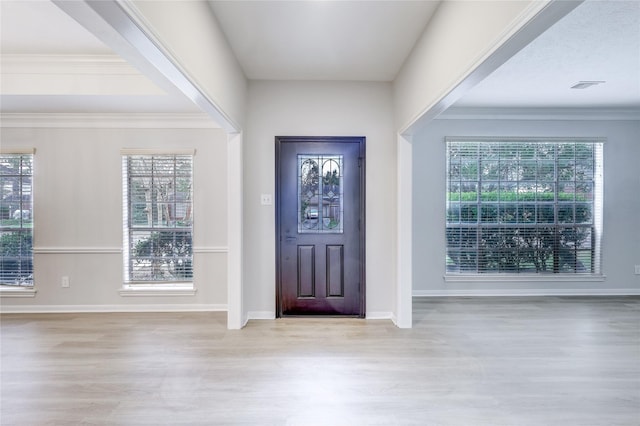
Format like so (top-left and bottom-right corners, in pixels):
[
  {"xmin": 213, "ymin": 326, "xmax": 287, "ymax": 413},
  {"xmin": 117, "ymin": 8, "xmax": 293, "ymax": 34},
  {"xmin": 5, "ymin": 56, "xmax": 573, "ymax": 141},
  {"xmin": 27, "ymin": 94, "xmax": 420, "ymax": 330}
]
[
  {"xmin": 227, "ymin": 132, "xmax": 244, "ymax": 329},
  {"xmin": 396, "ymin": 133, "xmax": 413, "ymax": 328}
]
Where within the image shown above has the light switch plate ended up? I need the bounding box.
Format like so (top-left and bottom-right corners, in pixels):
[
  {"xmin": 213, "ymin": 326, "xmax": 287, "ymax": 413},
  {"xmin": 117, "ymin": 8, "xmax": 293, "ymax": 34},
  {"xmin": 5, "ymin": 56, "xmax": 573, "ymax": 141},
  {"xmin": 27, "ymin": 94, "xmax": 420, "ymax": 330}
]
[
  {"xmin": 261, "ymin": 194, "xmax": 272, "ymax": 205},
  {"xmin": 635, "ymin": 265, "xmax": 640, "ymax": 275}
]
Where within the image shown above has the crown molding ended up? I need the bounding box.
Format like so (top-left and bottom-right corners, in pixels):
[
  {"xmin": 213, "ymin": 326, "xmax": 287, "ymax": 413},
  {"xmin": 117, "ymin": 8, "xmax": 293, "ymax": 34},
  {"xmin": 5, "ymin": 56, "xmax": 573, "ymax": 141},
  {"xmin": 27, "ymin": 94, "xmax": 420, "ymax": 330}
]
[
  {"xmin": 0, "ymin": 113, "xmax": 221, "ymax": 129},
  {"xmin": 0, "ymin": 54, "xmax": 140, "ymax": 75},
  {"xmin": 438, "ymin": 107, "xmax": 640, "ymax": 121},
  {"xmin": 1, "ymin": 53, "xmax": 169, "ymax": 97},
  {"xmin": 1, "ymin": 53, "xmax": 137, "ymax": 75}
]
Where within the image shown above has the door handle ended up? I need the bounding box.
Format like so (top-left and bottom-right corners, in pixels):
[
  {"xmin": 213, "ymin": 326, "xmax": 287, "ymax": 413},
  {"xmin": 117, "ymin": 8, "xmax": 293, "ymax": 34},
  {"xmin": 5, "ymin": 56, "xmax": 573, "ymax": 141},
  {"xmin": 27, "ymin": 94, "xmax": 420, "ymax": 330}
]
[{"xmin": 284, "ymin": 236, "xmax": 297, "ymax": 243}]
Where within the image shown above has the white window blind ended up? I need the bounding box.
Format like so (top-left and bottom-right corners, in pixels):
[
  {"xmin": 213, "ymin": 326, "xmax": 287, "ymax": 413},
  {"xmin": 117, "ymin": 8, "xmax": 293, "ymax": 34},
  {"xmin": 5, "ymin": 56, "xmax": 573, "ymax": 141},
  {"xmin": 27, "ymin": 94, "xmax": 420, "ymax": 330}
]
[
  {"xmin": 122, "ymin": 153, "xmax": 194, "ymax": 283},
  {"xmin": 0, "ymin": 151, "xmax": 34, "ymax": 286},
  {"xmin": 445, "ymin": 137, "xmax": 603, "ymax": 275}
]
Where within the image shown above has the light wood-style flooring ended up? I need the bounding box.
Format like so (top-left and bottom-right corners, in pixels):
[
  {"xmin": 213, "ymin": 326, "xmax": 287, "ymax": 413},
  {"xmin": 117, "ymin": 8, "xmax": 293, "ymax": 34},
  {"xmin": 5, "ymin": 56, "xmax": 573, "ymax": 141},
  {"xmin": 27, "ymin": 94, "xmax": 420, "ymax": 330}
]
[{"xmin": 2, "ymin": 297, "xmax": 639, "ymax": 425}]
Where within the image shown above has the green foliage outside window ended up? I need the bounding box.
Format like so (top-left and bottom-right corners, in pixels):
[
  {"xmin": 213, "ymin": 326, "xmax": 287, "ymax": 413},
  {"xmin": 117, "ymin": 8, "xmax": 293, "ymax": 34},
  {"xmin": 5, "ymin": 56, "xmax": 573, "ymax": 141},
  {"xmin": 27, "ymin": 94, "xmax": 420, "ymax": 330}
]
[
  {"xmin": 0, "ymin": 231, "xmax": 33, "ymax": 285},
  {"xmin": 131, "ymin": 231, "xmax": 192, "ymax": 281}
]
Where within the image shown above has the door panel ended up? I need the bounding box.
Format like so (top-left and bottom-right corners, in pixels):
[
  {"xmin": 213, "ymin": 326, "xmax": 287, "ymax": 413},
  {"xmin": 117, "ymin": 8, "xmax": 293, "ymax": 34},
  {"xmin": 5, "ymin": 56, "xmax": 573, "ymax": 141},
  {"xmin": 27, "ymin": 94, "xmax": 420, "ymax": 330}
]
[
  {"xmin": 276, "ymin": 137, "xmax": 365, "ymax": 317},
  {"xmin": 326, "ymin": 245, "xmax": 344, "ymax": 297},
  {"xmin": 297, "ymin": 245, "xmax": 315, "ymax": 297}
]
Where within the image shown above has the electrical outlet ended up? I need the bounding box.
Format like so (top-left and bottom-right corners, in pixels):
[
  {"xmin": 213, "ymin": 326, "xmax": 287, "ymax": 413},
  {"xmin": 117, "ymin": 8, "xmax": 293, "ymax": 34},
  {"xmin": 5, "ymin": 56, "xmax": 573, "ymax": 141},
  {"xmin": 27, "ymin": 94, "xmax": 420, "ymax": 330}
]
[
  {"xmin": 61, "ymin": 276, "xmax": 70, "ymax": 288},
  {"xmin": 635, "ymin": 265, "xmax": 640, "ymax": 275}
]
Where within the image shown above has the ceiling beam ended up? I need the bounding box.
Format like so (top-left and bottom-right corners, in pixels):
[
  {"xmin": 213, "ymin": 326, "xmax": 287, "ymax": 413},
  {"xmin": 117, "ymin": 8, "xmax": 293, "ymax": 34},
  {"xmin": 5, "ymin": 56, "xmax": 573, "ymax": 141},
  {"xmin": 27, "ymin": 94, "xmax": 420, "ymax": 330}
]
[
  {"xmin": 398, "ymin": 0, "xmax": 583, "ymax": 136},
  {"xmin": 53, "ymin": 0, "xmax": 239, "ymax": 133}
]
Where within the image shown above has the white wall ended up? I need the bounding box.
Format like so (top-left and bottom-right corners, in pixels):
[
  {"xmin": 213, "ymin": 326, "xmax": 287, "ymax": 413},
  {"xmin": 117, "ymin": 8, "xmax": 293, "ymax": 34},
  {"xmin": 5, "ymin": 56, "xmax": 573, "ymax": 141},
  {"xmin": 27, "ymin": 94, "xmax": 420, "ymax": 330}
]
[
  {"xmin": 244, "ymin": 81, "xmax": 396, "ymax": 318},
  {"xmin": 412, "ymin": 116, "xmax": 640, "ymax": 295},
  {"xmin": 1, "ymin": 125, "xmax": 229, "ymax": 310}
]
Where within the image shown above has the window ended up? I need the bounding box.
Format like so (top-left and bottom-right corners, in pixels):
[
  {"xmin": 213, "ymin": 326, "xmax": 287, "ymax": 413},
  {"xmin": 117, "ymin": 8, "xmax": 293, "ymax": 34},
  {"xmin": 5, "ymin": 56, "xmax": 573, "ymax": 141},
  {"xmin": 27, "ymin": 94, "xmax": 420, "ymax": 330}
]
[
  {"xmin": 298, "ymin": 154, "xmax": 344, "ymax": 233},
  {"xmin": 0, "ymin": 151, "xmax": 34, "ymax": 287},
  {"xmin": 122, "ymin": 151, "xmax": 193, "ymax": 283},
  {"xmin": 446, "ymin": 138, "xmax": 603, "ymax": 275}
]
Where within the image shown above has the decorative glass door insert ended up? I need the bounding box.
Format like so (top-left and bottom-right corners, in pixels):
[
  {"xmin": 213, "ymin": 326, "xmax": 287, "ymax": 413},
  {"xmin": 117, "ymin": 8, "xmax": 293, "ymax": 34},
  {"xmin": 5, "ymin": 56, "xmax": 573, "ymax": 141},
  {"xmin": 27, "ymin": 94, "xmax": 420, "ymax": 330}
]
[{"xmin": 298, "ymin": 154, "xmax": 343, "ymax": 233}]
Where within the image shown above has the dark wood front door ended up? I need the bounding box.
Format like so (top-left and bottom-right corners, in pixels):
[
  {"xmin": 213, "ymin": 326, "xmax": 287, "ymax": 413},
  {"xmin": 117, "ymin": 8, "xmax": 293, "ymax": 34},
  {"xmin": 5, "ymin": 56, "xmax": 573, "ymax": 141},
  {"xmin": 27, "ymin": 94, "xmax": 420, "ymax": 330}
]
[{"xmin": 276, "ymin": 136, "xmax": 365, "ymax": 317}]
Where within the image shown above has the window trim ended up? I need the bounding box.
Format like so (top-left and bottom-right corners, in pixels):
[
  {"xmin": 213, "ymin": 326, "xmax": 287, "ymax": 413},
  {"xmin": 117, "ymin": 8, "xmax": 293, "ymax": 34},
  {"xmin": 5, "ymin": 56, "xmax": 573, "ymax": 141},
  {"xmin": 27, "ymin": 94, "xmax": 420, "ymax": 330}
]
[
  {"xmin": 121, "ymin": 148, "xmax": 195, "ymax": 156},
  {"xmin": 0, "ymin": 286, "xmax": 37, "ymax": 297},
  {"xmin": 121, "ymin": 150, "xmax": 195, "ymax": 288},
  {"xmin": 444, "ymin": 136, "xmax": 604, "ymax": 278},
  {"xmin": 0, "ymin": 148, "xmax": 36, "ymax": 155},
  {"xmin": 444, "ymin": 274, "xmax": 606, "ymax": 282},
  {"xmin": 118, "ymin": 283, "xmax": 197, "ymax": 297},
  {"xmin": 0, "ymin": 148, "xmax": 35, "ymax": 290}
]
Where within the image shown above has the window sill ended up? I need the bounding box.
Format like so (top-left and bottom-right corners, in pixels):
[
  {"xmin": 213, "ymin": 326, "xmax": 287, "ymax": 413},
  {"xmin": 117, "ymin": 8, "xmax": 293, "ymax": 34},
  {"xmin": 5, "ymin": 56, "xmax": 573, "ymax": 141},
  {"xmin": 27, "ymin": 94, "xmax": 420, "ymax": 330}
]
[
  {"xmin": 0, "ymin": 286, "xmax": 37, "ymax": 298},
  {"xmin": 444, "ymin": 274, "xmax": 606, "ymax": 283},
  {"xmin": 119, "ymin": 283, "xmax": 196, "ymax": 297}
]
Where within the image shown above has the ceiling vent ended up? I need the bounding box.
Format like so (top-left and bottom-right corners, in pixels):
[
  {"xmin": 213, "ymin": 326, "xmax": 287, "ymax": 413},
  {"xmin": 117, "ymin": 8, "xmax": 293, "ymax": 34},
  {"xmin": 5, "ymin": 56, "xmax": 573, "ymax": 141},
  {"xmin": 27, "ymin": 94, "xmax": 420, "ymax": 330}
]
[{"xmin": 570, "ymin": 81, "xmax": 606, "ymax": 89}]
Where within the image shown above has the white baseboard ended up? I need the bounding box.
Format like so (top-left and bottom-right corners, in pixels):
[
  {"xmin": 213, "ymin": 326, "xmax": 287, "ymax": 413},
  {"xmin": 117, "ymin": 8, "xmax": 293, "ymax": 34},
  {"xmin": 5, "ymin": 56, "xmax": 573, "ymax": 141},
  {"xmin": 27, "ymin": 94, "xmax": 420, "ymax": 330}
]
[
  {"xmin": 366, "ymin": 311, "xmax": 394, "ymax": 320},
  {"xmin": 413, "ymin": 289, "xmax": 640, "ymax": 297},
  {"xmin": 244, "ymin": 311, "xmax": 394, "ymax": 320},
  {"xmin": 391, "ymin": 313, "xmax": 399, "ymax": 327},
  {"xmin": 246, "ymin": 311, "xmax": 276, "ymax": 320},
  {"xmin": 0, "ymin": 304, "xmax": 227, "ymax": 314}
]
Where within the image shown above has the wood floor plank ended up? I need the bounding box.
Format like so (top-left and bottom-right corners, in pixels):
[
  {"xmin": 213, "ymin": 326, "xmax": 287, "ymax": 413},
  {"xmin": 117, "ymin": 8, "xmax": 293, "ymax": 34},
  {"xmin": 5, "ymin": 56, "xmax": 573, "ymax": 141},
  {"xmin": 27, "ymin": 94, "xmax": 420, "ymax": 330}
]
[{"xmin": 1, "ymin": 297, "xmax": 639, "ymax": 425}]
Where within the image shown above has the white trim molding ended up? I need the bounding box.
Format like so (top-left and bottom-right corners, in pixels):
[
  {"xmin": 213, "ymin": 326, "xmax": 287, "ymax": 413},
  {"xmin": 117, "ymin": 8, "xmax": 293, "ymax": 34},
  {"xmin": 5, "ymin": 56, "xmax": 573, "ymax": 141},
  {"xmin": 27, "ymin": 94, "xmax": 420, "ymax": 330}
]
[
  {"xmin": 438, "ymin": 107, "xmax": 640, "ymax": 121},
  {"xmin": 1, "ymin": 53, "xmax": 142, "ymax": 75},
  {"xmin": 444, "ymin": 274, "xmax": 606, "ymax": 283},
  {"xmin": 32, "ymin": 246, "xmax": 226, "ymax": 255},
  {"xmin": 0, "ymin": 147, "xmax": 35, "ymax": 155},
  {"xmin": 243, "ymin": 311, "xmax": 396, "ymax": 322},
  {"xmin": 366, "ymin": 311, "xmax": 394, "ymax": 320},
  {"xmin": 193, "ymin": 246, "xmax": 228, "ymax": 254},
  {"xmin": 0, "ymin": 54, "xmax": 168, "ymax": 98},
  {"xmin": 0, "ymin": 113, "xmax": 221, "ymax": 129},
  {"xmin": 121, "ymin": 148, "xmax": 195, "ymax": 156},
  {"xmin": 246, "ymin": 311, "xmax": 276, "ymax": 321},
  {"xmin": 414, "ymin": 288, "xmax": 640, "ymax": 297},
  {"xmin": 34, "ymin": 247, "xmax": 122, "ymax": 255},
  {"xmin": 0, "ymin": 304, "xmax": 226, "ymax": 314},
  {"xmin": 0, "ymin": 287, "xmax": 37, "ymax": 298},
  {"xmin": 119, "ymin": 284, "xmax": 196, "ymax": 297}
]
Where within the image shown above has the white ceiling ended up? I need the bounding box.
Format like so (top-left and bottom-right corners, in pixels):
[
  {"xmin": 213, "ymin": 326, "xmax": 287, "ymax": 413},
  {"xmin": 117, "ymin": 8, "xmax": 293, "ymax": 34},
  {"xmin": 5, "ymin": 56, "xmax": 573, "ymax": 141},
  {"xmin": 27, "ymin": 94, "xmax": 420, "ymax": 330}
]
[
  {"xmin": 0, "ymin": 0, "xmax": 110, "ymax": 55},
  {"xmin": 0, "ymin": 0, "xmax": 638, "ymax": 115},
  {"xmin": 208, "ymin": 1, "xmax": 439, "ymax": 81},
  {"xmin": 453, "ymin": 0, "xmax": 640, "ymax": 109}
]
